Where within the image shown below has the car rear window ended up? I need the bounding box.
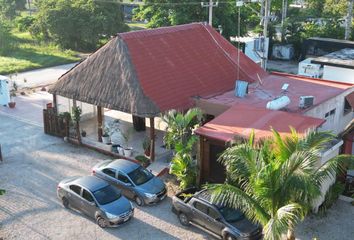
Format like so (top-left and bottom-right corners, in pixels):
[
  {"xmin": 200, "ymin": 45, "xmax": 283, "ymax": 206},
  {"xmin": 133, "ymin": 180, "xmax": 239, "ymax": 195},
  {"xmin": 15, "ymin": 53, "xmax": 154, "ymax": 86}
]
[
  {"xmin": 127, "ymin": 166, "xmax": 153, "ymax": 186},
  {"xmin": 219, "ymin": 206, "xmax": 244, "ymax": 222},
  {"xmin": 93, "ymin": 185, "xmax": 121, "ymax": 205}
]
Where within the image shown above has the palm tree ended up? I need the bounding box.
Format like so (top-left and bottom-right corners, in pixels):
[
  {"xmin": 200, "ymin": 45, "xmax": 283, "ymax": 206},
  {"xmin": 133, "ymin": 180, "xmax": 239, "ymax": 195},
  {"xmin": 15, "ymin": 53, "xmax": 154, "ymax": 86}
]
[
  {"xmin": 0, "ymin": 189, "xmax": 5, "ymax": 195},
  {"xmin": 162, "ymin": 108, "xmax": 202, "ymax": 149},
  {"xmin": 170, "ymin": 136, "xmax": 198, "ymax": 189},
  {"xmin": 207, "ymin": 129, "xmax": 351, "ymax": 240}
]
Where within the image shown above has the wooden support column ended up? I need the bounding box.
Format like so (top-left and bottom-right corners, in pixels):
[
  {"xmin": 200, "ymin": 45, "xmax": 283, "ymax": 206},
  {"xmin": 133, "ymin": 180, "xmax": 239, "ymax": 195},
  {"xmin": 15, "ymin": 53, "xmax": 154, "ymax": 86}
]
[
  {"xmin": 97, "ymin": 106, "xmax": 103, "ymax": 142},
  {"xmin": 52, "ymin": 94, "xmax": 57, "ymax": 114},
  {"xmin": 149, "ymin": 117, "xmax": 155, "ymax": 161}
]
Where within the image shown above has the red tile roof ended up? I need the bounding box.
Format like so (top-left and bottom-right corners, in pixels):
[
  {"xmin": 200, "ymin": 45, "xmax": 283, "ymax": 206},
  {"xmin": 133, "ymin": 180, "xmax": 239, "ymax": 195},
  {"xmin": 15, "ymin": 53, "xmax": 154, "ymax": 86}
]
[
  {"xmin": 120, "ymin": 23, "xmax": 264, "ymax": 112},
  {"xmin": 346, "ymin": 91, "xmax": 354, "ymax": 108},
  {"xmin": 195, "ymin": 104, "xmax": 325, "ymax": 142},
  {"xmin": 203, "ymin": 72, "xmax": 353, "ymax": 113}
]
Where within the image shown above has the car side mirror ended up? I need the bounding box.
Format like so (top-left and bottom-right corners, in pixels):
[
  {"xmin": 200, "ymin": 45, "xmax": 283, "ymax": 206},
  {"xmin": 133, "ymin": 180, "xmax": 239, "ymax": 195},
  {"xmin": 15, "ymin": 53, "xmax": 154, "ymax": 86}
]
[
  {"xmin": 90, "ymin": 201, "xmax": 97, "ymax": 207},
  {"xmin": 125, "ymin": 182, "xmax": 132, "ymax": 187}
]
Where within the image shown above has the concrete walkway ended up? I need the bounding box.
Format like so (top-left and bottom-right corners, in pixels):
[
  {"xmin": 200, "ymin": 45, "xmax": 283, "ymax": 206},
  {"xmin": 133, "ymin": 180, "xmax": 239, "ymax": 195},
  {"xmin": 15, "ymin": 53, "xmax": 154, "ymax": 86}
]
[
  {"xmin": 0, "ymin": 91, "xmax": 52, "ymax": 127},
  {"xmin": 0, "ymin": 91, "xmax": 171, "ymax": 175},
  {"xmin": 8, "ymin": 63, "xmax": 78, "ymax": 89}
]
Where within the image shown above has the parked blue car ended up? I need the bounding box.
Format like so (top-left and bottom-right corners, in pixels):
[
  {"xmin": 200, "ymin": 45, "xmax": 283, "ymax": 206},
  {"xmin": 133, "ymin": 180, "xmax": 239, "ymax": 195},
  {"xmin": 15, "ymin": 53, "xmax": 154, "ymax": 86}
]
[
  {"xmin": 92, "ymin": 159, "xmax": 167, "ymax": 206},
  {"xmin": 57, "ymin": 175, "xmax": 134, "ymax": 228}
]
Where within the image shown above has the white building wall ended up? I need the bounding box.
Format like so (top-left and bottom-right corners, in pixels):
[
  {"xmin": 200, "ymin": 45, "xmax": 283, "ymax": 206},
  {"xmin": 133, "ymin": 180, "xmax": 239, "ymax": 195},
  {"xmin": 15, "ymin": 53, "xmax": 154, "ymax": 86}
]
[
  {"xmin": 0, "ymin": 77, "xmax": 10, "ymax": 106},
  {"xmin": 312, "ymin": 141, "xmax": 343, "ymax": 213},
  {"xmin": 304, "ymin": 88, "xmax": 354, "ymax": 135},
  {"xmin": 323, "ymin": 65, "xmax": 354, "ymax": 84}
]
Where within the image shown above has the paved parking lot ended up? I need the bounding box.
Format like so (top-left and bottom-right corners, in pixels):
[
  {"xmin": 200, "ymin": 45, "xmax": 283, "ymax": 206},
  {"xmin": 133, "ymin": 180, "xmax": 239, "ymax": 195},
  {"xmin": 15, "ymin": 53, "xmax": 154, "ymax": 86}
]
[
  {"xmin": 0, "ymin": 114, "xmax": 211, "ymax": 240},
  {"xmin": 1, "ymin": 112, "xmax": 353, "ymax": 240}
]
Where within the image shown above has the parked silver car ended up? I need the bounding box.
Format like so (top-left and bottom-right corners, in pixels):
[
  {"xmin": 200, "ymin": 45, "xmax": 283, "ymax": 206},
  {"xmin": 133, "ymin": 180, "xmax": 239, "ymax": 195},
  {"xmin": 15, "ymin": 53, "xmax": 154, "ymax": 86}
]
[
  {"xmin": 92, "ymin": 159, "xmax": 167, "ymax": 206},
  {"xmin": 57, "ymin": 175, "xmax": 134, "ymax": 228}
]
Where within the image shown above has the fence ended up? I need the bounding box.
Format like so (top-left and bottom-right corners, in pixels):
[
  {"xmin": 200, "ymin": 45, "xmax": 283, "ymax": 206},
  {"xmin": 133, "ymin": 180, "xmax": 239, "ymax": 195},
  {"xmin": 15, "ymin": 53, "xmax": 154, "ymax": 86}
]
[{"xmin": 43, "ymin": 109, "xmax": 69, "ymax": 137}]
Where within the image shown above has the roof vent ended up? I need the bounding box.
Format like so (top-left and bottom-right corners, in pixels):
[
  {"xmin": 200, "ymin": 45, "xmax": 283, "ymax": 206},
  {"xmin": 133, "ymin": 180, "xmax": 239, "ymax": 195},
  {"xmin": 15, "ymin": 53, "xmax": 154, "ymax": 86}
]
[
  {"xmin": 266, "ymin": 96, "xmax": 291, "ymax": 110},
  {"xmin": 299, "ymin": 96, "xmax": 314, "ymax": 109},
  {"xmin": 235, "ymin": 80, "xmax": 249, "ymax": 98}
]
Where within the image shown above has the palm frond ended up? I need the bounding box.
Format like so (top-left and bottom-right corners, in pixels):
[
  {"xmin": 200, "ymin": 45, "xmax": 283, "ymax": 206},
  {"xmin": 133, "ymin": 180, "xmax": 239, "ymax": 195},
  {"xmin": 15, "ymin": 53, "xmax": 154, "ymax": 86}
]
[
  {"xmin": 314, "ymin": 154, "xmax": 353, "ymax": 187},
  {"xmin": 206, "ymin": 183, "xmax": 270, "ymax": 225},
  {"xmin": 263, "ymin": 203, "xmax": 303, "ymax": 240},
  {"xmin": 299, "ymin": 130, "xmax": 335, "ymax": 152}
]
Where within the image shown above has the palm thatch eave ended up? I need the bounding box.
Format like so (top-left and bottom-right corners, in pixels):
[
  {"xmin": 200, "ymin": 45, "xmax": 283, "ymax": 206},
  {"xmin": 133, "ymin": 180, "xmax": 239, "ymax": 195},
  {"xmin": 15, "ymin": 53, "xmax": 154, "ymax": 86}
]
[{"xmin": 49, "ymin": 36, "xmax": 161, "ymax": 118}]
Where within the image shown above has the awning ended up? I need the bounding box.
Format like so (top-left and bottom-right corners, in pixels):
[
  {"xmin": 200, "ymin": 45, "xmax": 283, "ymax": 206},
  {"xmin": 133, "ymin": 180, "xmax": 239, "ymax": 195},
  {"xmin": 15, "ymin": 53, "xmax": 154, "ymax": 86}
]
[{"xmin": 195, "ymin": 104, "xmax": 325, "ymax": 142}]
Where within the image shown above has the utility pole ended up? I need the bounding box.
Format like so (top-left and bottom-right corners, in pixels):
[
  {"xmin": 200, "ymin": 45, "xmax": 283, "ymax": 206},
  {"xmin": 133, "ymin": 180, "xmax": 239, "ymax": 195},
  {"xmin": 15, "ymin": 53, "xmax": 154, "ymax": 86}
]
[
  {"xmin": 281, "ymin": 0, "xmax": 287, "ymax": 29},
  {"xmin": 201, "ymin": 0, "xmax": 218, "ymax": 26},
  {"xmin": 261, "ymin": 0, "xmax": 271, "ymax": 69},
  {"xmin": 345, "ymin": 0, "xmax": 354, "ymax": 40},
  {"xmin": 27, "ymin": 0, "xmax": 31, "ymax": 16}
]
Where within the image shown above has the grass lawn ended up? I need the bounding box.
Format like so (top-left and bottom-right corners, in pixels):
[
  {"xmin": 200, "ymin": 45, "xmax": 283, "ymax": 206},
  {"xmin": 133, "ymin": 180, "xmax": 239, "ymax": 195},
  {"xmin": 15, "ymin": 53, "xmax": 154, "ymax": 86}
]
[{"xmin": 0, "ymin": 31, "xmax": 80, "ymax": 75}]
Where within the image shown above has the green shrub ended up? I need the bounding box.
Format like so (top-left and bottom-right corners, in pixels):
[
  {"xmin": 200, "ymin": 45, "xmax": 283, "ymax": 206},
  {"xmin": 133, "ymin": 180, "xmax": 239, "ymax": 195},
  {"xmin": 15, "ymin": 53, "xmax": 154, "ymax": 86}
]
[
  {"xmin": 170, "ymin": 137, "xmax": 198, "ymax": 190},
  {"xmin": 135, "ymin": 155, "xmax": 150, "ymax": 165},
  {"xmin": 0, "ymin": 21, "xmax": 16, "ymax": 55},
  {"xmin": 16, "ymin": 15, "xmax": 35, "ymax": 32},
  {"xmin": 318, "ymin": 182, "xmax": 345, "ymax": 216}
]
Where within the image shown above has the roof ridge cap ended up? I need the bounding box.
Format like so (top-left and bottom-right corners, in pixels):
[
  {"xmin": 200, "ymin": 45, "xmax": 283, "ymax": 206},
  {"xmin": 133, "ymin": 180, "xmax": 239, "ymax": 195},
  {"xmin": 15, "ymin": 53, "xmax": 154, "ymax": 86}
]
[{"xmin": 119, "ymin": 22, "xmax": 205, "ymax": 39}]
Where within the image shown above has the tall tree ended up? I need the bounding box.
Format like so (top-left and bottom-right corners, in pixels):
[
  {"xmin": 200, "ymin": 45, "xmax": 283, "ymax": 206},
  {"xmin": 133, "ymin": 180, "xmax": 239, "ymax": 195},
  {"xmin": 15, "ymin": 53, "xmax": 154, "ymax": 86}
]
[
  {"xmin": 0, "ymin": 0, "xmax": 26, "ymax": 19},
  {"xmin": 207, "ymin": 129, "xmax": 352, "ymax": 240},
  {"xmin": 31, "ymin": 0, "xmax": 129, "ymax": 51},
  {"xmin": 134, "ymin": 0, "xmax": 253, "ymax": 39}
]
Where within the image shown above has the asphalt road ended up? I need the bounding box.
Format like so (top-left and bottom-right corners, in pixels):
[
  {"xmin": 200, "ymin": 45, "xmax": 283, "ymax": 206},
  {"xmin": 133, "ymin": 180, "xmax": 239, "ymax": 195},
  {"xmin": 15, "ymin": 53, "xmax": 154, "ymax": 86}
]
[{"xmin": 7, "ymin": 63, "xmax": 77, "ymax": 90}]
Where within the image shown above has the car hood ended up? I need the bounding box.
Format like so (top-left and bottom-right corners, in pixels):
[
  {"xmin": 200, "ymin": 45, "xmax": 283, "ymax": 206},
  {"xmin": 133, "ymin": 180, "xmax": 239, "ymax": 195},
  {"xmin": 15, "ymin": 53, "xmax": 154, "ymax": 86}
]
[
  {"xmin": 136, "ymin": 177, "xmax": 165, "ymax": 194},
  {"xmin": 100, "ymin": 196, "xmax": 132, "ymax": 216},
  {"xmin": 226, "ymin": 218, "xmax": 261, "ymax": 236}
]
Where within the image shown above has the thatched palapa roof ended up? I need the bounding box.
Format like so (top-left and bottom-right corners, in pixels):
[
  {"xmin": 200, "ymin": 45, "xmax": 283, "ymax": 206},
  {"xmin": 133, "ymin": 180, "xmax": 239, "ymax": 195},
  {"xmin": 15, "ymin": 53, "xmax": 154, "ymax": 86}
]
[{"xmin": 50, "ymin": 23, "xmax": 265, "ymax": 117}]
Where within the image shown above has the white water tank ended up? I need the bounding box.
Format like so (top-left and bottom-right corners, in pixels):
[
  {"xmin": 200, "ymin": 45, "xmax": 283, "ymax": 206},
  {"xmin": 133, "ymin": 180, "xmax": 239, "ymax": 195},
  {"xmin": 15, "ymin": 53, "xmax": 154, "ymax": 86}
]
[
  {"xmin": 0, "ymin": 75, "xmax": 10, "ymax": 106},
  {"xmin": 266, "ymin": 96, "xmax": 291, "ymax": 110}
]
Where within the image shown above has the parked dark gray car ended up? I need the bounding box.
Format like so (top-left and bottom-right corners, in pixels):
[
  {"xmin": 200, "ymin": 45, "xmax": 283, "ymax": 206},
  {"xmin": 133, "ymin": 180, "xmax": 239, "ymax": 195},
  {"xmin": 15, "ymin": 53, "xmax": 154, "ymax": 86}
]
[
  {"xmin": 172, "ymin": 188, "xmax": 262, "ymax": 240},
  {"xmin": 57, "ymin": 175, "xmax": 134, "ymax": 228},
  {"xmin": 92, "ymin": 159, "xmax": 166, "ymax": 206}
]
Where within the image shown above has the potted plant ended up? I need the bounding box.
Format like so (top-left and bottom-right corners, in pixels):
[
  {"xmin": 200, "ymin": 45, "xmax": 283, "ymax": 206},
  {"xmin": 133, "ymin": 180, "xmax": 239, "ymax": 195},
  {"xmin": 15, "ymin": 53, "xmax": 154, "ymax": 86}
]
[
  {"xmin": 102, "ymin": 126, "xmax": 111, "ymax": 144},
  {"xmin": 135, "ymin": 155, "xmax": 150, "ymax": 168},
  {"xmin": 81, "ymin": 130, "xmax": 87, "ymax": 137},
  {"xmin": 142, "ymin": 136, "xmax": 151, "ymax": 157},
  {"xmin": 72, "ymin": 106, "xmax": 82, "ymax": 144},
  {"xmin": 121, "ymin": 127, "xmax": 133, "ymax": 157},
  {"xmin": 8, "ymin": 82, "xmax": 18, "ymax": 108}
]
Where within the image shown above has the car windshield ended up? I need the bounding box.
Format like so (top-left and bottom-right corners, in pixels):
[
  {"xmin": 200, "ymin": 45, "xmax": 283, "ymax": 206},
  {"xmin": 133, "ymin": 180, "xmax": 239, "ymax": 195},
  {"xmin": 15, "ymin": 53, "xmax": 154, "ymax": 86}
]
[
  {"xmin": 127, "ymin": 166, "xmax": 154, "ymax": 186},
  {"xmin": 219, "ymin": 206, "xmax": 245, "ymax": 222},
  {"xmin": 93, "ymin": 185, "xmax": 121, "ymax": 205}
]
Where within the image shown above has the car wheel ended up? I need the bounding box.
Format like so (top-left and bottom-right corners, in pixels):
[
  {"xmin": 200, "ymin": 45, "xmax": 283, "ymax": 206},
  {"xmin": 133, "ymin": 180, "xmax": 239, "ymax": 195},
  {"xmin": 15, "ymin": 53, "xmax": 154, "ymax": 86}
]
[
  {"xmin": 178, "ymin": 213, "xmax": 190, "ymax": 226},
  {"xmin": 62, "ymin": 197, "xmax": 69, "ymax": 209},
  {"xmin": 135, "ymin": 196, "xmax": 144, "ymax": 206},
  {"xmin": 96, "ymin": 216, "xmax": 108, "ymax": 228},
  {"xmin": 224, "ymin": 233, "xmax": 237, "ymax": 240}
]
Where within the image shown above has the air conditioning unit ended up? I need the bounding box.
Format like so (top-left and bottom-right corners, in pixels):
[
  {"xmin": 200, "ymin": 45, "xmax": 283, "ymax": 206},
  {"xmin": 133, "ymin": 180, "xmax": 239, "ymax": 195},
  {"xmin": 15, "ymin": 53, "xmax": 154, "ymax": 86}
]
[{"xmin": 299, "ymin": 96, "xmax": 314, "ymax": 109}]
